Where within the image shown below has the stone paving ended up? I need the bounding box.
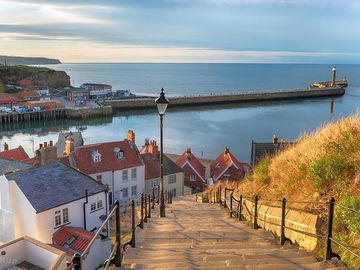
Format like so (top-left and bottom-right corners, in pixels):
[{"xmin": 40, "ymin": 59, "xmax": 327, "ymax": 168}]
[{"xmin": 120, "ymin": 196, "xmax": 348, "ymax": 270}]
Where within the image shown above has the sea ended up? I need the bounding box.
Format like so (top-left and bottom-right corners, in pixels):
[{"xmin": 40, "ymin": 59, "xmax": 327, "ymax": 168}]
[{"xmin": 1, "ymin": 63, "xmax": 360, "ymax": 162}]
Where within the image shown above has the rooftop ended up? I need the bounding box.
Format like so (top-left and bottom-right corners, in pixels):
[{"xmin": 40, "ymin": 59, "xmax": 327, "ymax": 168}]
[
  {"xmin": 142, "ymin": 153, "xmax": 183, "ymax": 180},
  {"xmin": 210, "ymin": 147, "xmax": 244, "ymax": 180},
  {"xmin": 250, "ymin": 140, "xmax": 292, "ymax": 167},
  {"xmin": 6, "ymin": 162, "xmax": 107, "ymax": 213},
  {"xmin": 71, "ymin": 140, "xmax": 144, "ymax": 174},
  {"xmin": 0, "ymin": 158, "xmax": 33, "ymax": 175},
  {"xmin": 0, "ymin": 145, "xmax": 29, "ymax": 161},
  {"xmin": 176, "ymin": 148, "xmax": 206, "ymax": 181}
]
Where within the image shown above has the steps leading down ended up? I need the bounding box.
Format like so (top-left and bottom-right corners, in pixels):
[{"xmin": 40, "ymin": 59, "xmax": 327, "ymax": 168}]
[{"xmin": 120, "ymin": 196, "xmax": 348, "ymax": 270}]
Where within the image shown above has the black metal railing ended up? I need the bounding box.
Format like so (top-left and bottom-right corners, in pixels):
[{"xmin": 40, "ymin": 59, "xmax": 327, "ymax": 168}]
[
  {"xmin": 68, "ymin": 187, "xmax": 162, "ymax": 270},
  {"xmin": 198, "ymin": 186, "xmax": 360, "ymax": 264}
]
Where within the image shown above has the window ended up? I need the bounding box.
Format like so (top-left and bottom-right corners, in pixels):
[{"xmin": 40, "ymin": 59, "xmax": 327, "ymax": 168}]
[
  {"xmin": 54, "ymin": 208, "xmax": 69, "ymax": 227},
  {"xmin": 122, "ymin": 187, "xmax": 128, "ymax": 198},
  {"xmin": 91, "ymin": 203, "xmax": 96, "ymax": 211},
  {"xmin": 109, "ymin": 192, "xmax": 113, "ymax": 205},
  {"xmin": 131, "ymin": 185, "xmax": 137, "ymax": 196},
  {"xmin": 172, "ymin": 188, "xmax": 176, "ymax": 197},
  {"xmin": 122, "ymin": 170, "xmax": 128, "ymax": 181},
  {"xmin": 91, "ymin": 150, "xmax": 101, "ymax": 163},
  {"xmin": 96, "ymin": 175, "xmax": 102, "ymax": 183},
  {"xmin": 55, "ymin": 210, "xmax": 61, "ymax": 227},
  {"xmin": 131, "ymin": 168, "xmax": 137, "ymax": 179},
  {"xmin": 190, "ymin": 175, "xmax": 196, "ymax": 181},
  {"xmin": 151, "ymin": 179, "xmax": 159, "ymax": 188},
  {"xmin": 63, "ymin": 208, "xmax": 69, "ymax": 223},
  {"xmin": 96, "ymin": 200, "xmax": 102, "ymax": 209},
  {"xmin": 168, "ymin": 174, "xmax": 176, "ymax": 184},
  {"xmin": 113, "ymin": 147, "xmax": 124, "ymax": 160}
]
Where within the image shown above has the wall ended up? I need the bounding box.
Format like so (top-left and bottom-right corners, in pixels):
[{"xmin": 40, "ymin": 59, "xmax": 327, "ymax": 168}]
[
  {"xmin": 145, "ymin": 171, "xmax": 185, "ymax": 196},
  {"xmin": 65, "ymin": 106, "xmax": 112, "ymax": 119},
  {"xmin": 231, "ymin": 198, "xmax": 321, "ymax": 251},
  {"xmin": 36, "ymin": 192, "xmax": 106, "ymax": 243},
  {"xmin": 0, "ymin": 175, "xmax": 14, "ymax": 243},
  {"xmin": 83, "ymin": 238, "xmax": 111, "ymax": 270}
]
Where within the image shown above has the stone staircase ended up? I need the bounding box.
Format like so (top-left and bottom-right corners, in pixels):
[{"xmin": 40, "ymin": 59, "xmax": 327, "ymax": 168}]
[{"xmin": 119, "ymin": 196, "xmax": 348, "ymax": 270}]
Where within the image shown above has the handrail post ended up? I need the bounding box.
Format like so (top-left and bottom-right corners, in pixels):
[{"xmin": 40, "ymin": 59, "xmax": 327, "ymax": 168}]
[
  {"xmin": 219, "ymin": 185, "xmax": 222, "ymax": 205},
  {"xmin": 325, "ymin": 197, "xmax": 340, "ymax": 260},
  {"xmin": 131, "ymin": 200, "xmax": 136, "ymax": 248},
  {"xmin": 148, "ymin": 194, "xmax": 151, "ymax": 218},
  {"xmin": 144, "ymin": 194, "xmax": 148, "ymax": 223},
  {"xmin": 239, "ymin": 195, "xmax": 243, "ymax": 221},
  {"xmin": 253, "ymin": 195, "xmax": 259, "ymax": 229},
  {"xmin": 114, "ymin": 200, "xmax": 122, "ymax": 266},
  {"xmin": 280, "ymin": 198, "xmax": 289, "ymax": 245},
  {"xmin": 157, "ymin": 187, "xmax": 160, "ymax": 205},
  {"xmin": 224, "ymin": 188, "xmax": 227, "ymax": 208},
  {"xmin": 229, "ymin": 194, "xmax": 233, "ymax": 217},
  {"xmin": 169, "ymin": 192, "xmax": 172, "ymax": 204},
  {"xmin": 140, "ymin": 193, "xmax": 144, "ymax": 229},
  {"xmin": 152, "ymin": 188, "xmax": 155, "ymax": 209},
  {"xmin": 72, "ymin": 253, "xmax": 81, "ymax": 270}
]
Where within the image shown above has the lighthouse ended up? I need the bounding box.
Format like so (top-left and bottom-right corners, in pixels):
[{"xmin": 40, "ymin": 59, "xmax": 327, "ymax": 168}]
[{"xmin": 331, "ymin": 66, "xmax": 336, "ymax": 87}]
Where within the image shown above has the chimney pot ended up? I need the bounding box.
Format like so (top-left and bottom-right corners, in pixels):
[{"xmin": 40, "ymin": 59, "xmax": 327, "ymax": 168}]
[
  {"xmin": 39, "ymin": 144, "xmax": 43, "ymax": 149},
  {"xmin": 126, "ymin": 130, "xmax": 135, "ymax": 144},
  {"xmin": 44, "ymin": 142, "xmax": 48, "ymax": 148},
  {"xmin": 186, "ymin": 148, "xmax": 191, "ymax": 154},
  {"xmin": 49, "ymin": 141, "xmax": 53, "ymax": 146},
  {"xmin": 3, "ymin": 142, "xmax": 9, "ymax": 151},
  {"xmin": 272, "ymin": 135, "xmax": 278, "ymax": 144}
]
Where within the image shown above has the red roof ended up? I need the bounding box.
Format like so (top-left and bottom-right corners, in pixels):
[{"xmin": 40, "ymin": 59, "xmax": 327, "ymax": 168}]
[
  {"xmin": 72, "ymin": 140, "xmax": 144, "ymax": 174},
  {"xmin": 142, "ymin": 153, "xmax": 183, "ymax": 180},
  {"xmin": 176, "ymin": 148, "xmax": 205, "ymax": 181},
  {"xmin": 0, "ymin": 94, "xmax": 22, "ymax": 105},
  {"xmin": 210, "ymin": 147, "xmax": 244, "ymax": 180},
  {"xmin": 0, "ymin": 146, "xmax": 30, "ymax": 161},
  {"xmin": 52, "ymin": 226, "xmax": 94, "ymax": 256}
]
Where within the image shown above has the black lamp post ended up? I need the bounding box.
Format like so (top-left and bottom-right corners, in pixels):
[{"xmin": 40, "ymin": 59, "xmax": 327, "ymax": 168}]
[{"xmin": 155, "ymin": 88, "xmax": 169, "ymax": 217}]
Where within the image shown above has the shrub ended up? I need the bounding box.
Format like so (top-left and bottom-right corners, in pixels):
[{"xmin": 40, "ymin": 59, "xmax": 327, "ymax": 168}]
[{"xmin": 253, "ymin": 156, "xmax": 271, "ymax": 185}]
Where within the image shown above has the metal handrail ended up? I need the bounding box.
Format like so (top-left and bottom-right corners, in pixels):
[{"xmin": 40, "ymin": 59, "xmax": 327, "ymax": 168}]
[
  {"xmin": 330, "ymin": 237, "xmax": 360, "ymax": 259},
  {"xmin": 335, "ymin": 203, "xmax": 360, "ymax": 215},
  {"xmin": 103, "ymin": 242, "xmax": 118, "ymax": 269}
]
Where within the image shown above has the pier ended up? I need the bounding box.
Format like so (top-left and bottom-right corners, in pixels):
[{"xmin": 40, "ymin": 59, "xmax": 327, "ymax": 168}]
[
  {"xmin": 106, "ymin": 86, "xmax": 345, "ymax": 110},
  {"xmin": 0, "ymin": 109, "xmax": 67, "ymax": 125}
]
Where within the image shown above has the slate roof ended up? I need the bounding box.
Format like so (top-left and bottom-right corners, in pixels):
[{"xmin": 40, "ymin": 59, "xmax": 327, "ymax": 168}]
[
  {"xmin": 176, "ymin": 148, "xmax": 206, "ymax": 181},
  {"xmin": 6, "ymin": 162, "xmax": 107, "ymax": 213},
  {"xmin": 0, "ymin": 146, "xmax": 30, "ymax": 161},
  {"xmin": 52, "ymin": 226, "xmax": 94, "ymax": 257},
  {"xmin": 142, "ymin": 153, "xmax": 183, "ymax": 180},
  {"xmin": 0, "ymin": 158, "xmax": 33, "ymax": 175},
  {"xmin": 250, "ymin": 141, "xmax": 292, "ymax": 167},
  {"xmin": 71, "ymin": 140, "xmax": 144, "ymax": 174},
  {"xmin": 210, "ymin": 147, "xmax": 244, "ymax": 180}
]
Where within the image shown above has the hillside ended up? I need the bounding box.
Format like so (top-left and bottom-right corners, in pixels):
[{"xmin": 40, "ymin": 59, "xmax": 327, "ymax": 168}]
[
  {"xmin": 0, "ymin": 65, "xmax": 70, "ymax": 89},
  {"xmin": 208, "ymin": 114, "xmax": 360, "ymax": 268},
  {"xmin": 0, "ymin": 55, "xmax": 61, "ymax": 65}
]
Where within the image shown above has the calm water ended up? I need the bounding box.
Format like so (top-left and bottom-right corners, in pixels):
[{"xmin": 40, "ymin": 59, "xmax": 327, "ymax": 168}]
[{"xmin": 1, "ymin": 64, "xmax": 360, "ymax": 162}]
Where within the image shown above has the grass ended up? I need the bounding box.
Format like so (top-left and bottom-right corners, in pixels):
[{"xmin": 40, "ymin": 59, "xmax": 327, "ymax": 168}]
[{"xmin": 206, "ymin": 114, "xmax": 360, "ymax": 268}]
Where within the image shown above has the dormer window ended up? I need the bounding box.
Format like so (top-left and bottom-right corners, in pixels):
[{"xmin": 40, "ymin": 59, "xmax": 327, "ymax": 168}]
[
  {"xmin": 113, "ymin": 147, "xmax": 124, "ymax": 160},
  {"xmin": 91, "ymin": 150, "xmax": 102, "ymax": 163}
]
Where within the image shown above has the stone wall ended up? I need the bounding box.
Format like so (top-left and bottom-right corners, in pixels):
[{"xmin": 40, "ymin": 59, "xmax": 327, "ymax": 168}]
[{"xmin": 65, "ymin": 106, "xmax": 112, "ymax": 119}]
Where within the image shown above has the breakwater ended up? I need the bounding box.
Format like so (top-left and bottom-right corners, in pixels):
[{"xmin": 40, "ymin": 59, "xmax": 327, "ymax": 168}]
[{"xmin": 105, "ymin": 87, "xmax": 345, "ymax": 110}]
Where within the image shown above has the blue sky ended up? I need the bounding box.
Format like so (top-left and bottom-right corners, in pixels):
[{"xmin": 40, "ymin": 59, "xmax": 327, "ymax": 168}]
[{"xmin": 0, "ymin": 0, "xmax": 359, "ymax": 63}]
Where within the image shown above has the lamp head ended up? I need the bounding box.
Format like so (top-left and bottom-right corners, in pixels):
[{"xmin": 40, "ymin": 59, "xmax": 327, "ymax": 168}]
[{"xmin": 155, "ymin": 88, "xmax": 169, "ymax": 116}]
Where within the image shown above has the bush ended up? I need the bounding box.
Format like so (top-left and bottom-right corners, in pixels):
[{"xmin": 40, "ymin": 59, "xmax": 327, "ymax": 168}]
[{"xmin": 253, "ymin": 156, "xmax": 271, "ymax": 185}]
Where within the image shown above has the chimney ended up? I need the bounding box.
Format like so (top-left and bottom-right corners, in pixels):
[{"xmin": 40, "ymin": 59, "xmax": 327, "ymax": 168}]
[
  {"xmin": 331, "ymin": 66, "xmax": 336, "ymax": 87},
  {"xmin": 224, "ymin": 147, "xmax": 229, "ymax": 155},
  {"xmin": 272, "ymin": 135, "xmax": 278, "ymax": 144},
  {"xmin": 186, "ymin": 148, "xmax": 191, "ymax": 154},
  {"xmin": 144, "ymin": 138, "xmax": 149, "ymax": 146},
  {"xmin": 148, "ymin": 140, "xmax": 159, "ymax": 156},
  {"xmin": 49, "ymin": 140, "xmax": 53, "ymax": 147},
  {"xmin": 63, "ymin": 137, "xmax": 74, "ymax": 157},
  {"xmin": 126, "ymin": 130, "xmax": 135, "ymax": 144},
  {"xmin": 3, "ymin": 142, "xmax": 9, "ymax": 151},
  {"xmin": 36, "ymin": 142, "xmax": 58, "ymax": 166}
]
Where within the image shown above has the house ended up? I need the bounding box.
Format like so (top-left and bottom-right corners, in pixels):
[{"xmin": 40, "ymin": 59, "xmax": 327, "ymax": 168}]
[
  {"xmin": 250, "ymin": 135, "xmax": 292, "ymax": 167},
  {"xmin": 52, "ymin": 226, "xmax": 110, "ymax": 269},
  {"xmin": 0, "ymin": 162, "xmax": 108, "ymax": 244},
  {"xmin": 67, "ymin": 87, "xmax": 90, "ymax": 101},
  {"xmin": 140, "ymin": 139, "xmax": 184, "ymax": 197},
  {"xmin": 80, "ymin": 83, "xmax": 112, "ymax": 98},
  {"xmin": 65, "ymin": 130, "xmax": 145, "ymax": 206},
  {"xmin": 19, "ymin": 79, "xmax": 32, "ymax": 89},
  {"xmin": 0, "ymin": 94, "xmax": 22, "ymax": 105},
  {"xmin": 55, "ymin": 131, "xmax": 84, "ymax": 157},
  {"xmin": 210, "ymin": 147, "xmax": 245, "ymax": 182},
  {"xmin": 0, "ymin": 143, "xmax": 37, "ymax": 165},
  {"xmin": 176, "ymin": 148, "xmax": 206, "ymax": 193},
  {"xmin": 0, "ymin": 236, "xmax": 67, "ymax": 270},
  {"xmin": 18, "ymin": 90, "xmax": 40, "ymax": 101}
]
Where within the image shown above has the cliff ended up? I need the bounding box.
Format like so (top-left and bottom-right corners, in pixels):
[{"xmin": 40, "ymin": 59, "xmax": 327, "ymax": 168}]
[
  {"xmin": 0, "ymin": 65, "xmax": 70, "ymax": 89},
  {"xmin": 0, "ymin": 55, "xmax": 61, "ymax": 65}
]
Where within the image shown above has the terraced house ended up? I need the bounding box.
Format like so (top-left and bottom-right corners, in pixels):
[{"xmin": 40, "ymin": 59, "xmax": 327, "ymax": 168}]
[{"xmin": 65, "ymin": 130, "xmax": 145, "ymax": 206}]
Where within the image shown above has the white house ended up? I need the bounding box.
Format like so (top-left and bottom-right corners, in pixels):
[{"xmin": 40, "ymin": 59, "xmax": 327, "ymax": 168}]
[
  {"xmin": 0, "ymin": 162, "xmax": 109, "ymax": 244},
  {"xmin": 66, "ymin": 130, "xmax": 145, "ymax": 207}
]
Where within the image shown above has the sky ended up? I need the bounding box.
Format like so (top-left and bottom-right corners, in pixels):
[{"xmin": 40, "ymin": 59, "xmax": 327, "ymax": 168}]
[{"xmin": 0, "ymin": 0, "xmax": 359, "ymax": 63}]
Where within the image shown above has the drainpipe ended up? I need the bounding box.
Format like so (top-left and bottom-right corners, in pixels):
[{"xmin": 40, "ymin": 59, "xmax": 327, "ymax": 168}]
[
  {"xmin": 105, "ymin": 190, "xmax": 109, "ymax": 238},
  {"xmin": 83, "ymin": 189, "xmax": 88, "ymax": 230},
  {"xmin": 112, "ymin": 170, "xmax": 115, "ymax": 204}
]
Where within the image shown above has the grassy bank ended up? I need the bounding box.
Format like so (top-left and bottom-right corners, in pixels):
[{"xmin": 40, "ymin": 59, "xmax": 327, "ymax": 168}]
[{"xmin": 207, "ymin": 114, "xmax": 360, "ymax": 268}]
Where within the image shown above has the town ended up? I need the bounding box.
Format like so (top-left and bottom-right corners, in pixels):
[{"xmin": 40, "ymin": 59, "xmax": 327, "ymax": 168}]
[{"xmin": 0, "ymin": 127, "xmax": 285, "ymax": 269}]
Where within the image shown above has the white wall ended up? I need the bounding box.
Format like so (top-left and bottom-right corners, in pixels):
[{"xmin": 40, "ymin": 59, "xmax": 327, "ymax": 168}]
[
  {"xmin": 145, "ymin": 172, "xmax": 184, "ymax": 197},
  {"xmin": 0, "ymin": 175, "xmax": 15, "ymax": 243},
  {"xmin": 83, "ymin": 238, "xmax": 111, "ymax": 270},
  {"xmin": 90, "ymin": 165, "xmax": 145, "ymax": 205},
  {"xmin": 36, "ymin": 192, "xmax": 107, "ymax": 243}
]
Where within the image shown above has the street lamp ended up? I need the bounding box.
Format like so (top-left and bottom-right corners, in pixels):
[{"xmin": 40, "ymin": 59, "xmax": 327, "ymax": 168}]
[{"xmin": 155, "ymin": 88, "xmax": 169, "ymax": 217}]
